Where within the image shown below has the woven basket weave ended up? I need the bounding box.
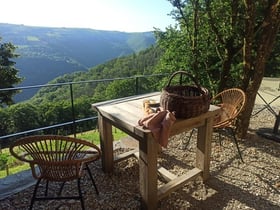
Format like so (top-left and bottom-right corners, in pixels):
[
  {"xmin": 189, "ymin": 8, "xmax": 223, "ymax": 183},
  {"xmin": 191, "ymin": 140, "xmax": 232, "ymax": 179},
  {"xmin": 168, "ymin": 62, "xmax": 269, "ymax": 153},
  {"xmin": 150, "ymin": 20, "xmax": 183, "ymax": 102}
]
[{"xmin": 160, "ymin": 71, "xmax": 210, "ymax": 119}]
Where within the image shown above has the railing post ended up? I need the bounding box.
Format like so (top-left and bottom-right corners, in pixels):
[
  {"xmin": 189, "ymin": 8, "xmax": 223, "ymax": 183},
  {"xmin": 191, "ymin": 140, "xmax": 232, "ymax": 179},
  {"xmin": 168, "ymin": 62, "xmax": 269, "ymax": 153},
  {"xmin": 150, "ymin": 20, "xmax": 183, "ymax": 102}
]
[
  {"xmin": 135, "ymin": 76, "xmax": 139, "ymax": 95},
  {"xmin": 70, "ymin": 84, "xmax": 76, "ymax": 137}
]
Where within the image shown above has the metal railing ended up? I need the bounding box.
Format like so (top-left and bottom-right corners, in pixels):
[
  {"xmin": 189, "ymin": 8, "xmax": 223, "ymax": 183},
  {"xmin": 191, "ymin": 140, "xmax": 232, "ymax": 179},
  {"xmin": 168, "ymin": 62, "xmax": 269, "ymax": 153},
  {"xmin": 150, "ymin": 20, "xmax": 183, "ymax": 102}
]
[{"xmin": 0, "ymin": 73, "xmax": 167, "ymax": 148}]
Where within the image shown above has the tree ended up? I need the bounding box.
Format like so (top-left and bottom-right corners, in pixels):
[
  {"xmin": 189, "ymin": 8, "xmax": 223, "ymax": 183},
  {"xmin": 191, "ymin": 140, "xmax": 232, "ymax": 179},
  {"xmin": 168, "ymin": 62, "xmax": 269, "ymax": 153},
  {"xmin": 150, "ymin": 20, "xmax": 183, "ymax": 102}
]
[
  {"xmin": 105, "ymin": 79, "xmax": 136, "ymax": 99},
  {"xmin": 0, "ymin": 108, "xmax": 9, "ymax": 136},
  {"xmin": 156, "ymin": 0, "xmax": 280, "ymax": 137},
  {"xmin": 238, "ymin": 0, "xmax": 280, "ymax": 137},
  {"xmin": 155, "ymin": 0, "xmax": 224, "ymax": 93},
  {"xmin": 7, "ymin": 103, "xmax": 42, "ymax": 133},
  {"xmin": 202, "ymin": 0, "xmax": 280, "ymax": 136},
  {"xmin": 0, "ymin": 37, "xmax": 22, "ymax": 106},
  {"xmin": 204, "ymin": 0, "xmax": 245, "ymax": 92}
]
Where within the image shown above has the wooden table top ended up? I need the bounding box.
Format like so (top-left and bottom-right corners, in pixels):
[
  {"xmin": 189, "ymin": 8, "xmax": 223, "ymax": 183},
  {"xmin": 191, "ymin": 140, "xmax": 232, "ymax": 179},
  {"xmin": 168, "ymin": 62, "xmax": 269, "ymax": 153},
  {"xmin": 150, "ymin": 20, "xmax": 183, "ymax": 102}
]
[{"xmin": 92, "ymin": 92, "xmax": 220, "ymax": 140}]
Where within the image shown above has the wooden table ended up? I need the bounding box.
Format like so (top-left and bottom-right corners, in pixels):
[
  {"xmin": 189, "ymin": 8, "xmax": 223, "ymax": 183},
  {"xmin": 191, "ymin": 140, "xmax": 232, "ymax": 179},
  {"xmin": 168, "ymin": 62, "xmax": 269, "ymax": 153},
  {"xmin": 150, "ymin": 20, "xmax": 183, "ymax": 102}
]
[{"xmin": 92, "ymin": 92, "xmax": 220, "ymax": 209}]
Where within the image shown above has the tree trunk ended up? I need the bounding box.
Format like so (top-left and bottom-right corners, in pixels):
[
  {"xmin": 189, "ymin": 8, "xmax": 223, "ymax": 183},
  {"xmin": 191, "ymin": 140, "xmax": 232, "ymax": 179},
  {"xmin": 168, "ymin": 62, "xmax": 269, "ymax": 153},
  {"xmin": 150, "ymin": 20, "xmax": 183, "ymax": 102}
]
[
  {"xmin": 237, "ymin": 0, "xmax": 280, "ymax": 138},
  {"xmin": 218, "ymin": 50, "xmax": 232, "ymax": 92},
  {"xmin": 218, "ymin": 45, "xmax": 237, "ymax": 92}
]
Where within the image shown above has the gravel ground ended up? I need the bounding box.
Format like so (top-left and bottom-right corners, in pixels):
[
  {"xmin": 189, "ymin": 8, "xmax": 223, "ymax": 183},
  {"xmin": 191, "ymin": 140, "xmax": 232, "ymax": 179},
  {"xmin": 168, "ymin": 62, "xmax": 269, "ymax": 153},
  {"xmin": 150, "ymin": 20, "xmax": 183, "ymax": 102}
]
[{"xmin": 1, "ymin": 105, "xmax": 280, "ymax": 210}]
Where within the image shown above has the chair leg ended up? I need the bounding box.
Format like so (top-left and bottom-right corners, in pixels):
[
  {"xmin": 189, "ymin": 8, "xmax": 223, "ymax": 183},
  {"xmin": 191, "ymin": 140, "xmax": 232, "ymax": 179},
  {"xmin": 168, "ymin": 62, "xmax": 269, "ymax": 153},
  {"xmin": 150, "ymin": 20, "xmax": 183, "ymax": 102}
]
[
  {"xmin": 218, "ymin": 132, "xmax": 222, "ymax": 146},
  {"xmin": 77, "ymin": 178, "xmax": 85, "ymax": 210},
  {"xmin": 229, "ymin": 127, "xmax": 244, "ymax": 163},
  {"xmin": 45, "ymin": 180, "xmax": 49, "ymax": 196},
  {"xmin": 85, "ymin": 163, "xmax": 99, "ymax": 195},
  {"xmin": 183, "ymin": 129, "xmax": 195, "ymax": 149},
  {"xmin": 58, "ymin": 182, "xmax": 66, "ymax": 196},
  {"xmin": 28, "ymin": 176, "xmax": 88, "ymax": 209},
  {"xmin": 30, "ymin": 178, "xmax": 42, "ymax": 210},
  {"xmin": 189, "ymin": 129, "xmax": 195, "ymax": 140}
]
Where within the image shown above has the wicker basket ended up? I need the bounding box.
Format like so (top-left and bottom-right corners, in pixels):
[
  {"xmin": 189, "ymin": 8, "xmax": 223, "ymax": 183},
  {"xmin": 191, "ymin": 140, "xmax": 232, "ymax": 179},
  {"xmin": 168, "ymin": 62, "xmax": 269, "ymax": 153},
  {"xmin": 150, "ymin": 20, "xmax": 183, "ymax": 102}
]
[{"xmin": 160, "ymin": 71, "xmax": 210, "ymax": 119}]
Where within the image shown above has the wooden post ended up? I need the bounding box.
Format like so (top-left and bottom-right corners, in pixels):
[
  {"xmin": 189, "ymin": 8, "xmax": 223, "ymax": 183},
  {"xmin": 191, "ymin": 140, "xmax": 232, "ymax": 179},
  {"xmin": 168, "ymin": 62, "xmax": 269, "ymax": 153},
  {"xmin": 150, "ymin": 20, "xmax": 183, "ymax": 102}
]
[{"xmin": 6, "ymin": 164, "xmax": 9, "ymax": 176}]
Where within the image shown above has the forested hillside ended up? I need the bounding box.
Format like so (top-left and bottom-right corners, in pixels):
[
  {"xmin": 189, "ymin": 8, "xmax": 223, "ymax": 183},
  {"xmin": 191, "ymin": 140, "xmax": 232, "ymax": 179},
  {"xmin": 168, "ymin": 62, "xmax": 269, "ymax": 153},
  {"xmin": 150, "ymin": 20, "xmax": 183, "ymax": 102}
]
[
  {"xmin": 30, "ymin": 45, "xmax": 163, "ymax": 104},
  {"xmin": 0, "ymin": 23, "xmax": 155, "ymax": 101},
  {"xmin": 0, "ymin": 45, "xmax": 165, "ymax": 141}
]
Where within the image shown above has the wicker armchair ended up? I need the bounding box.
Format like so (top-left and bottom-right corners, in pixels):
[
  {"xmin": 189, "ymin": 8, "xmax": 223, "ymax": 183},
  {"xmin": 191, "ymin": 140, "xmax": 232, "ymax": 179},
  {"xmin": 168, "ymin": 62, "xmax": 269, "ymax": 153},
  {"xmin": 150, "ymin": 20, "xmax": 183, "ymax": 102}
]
[
  {"xmin": 9, "ymin": 135, "xmax": 101, "ymax": 210},
  {"xmin": 187, "ymin": 88, "xmax": 246, "ymax": 162},
  {"xmin": 211, "ymin": 88, "xmax": 246, "ymax": 162}
]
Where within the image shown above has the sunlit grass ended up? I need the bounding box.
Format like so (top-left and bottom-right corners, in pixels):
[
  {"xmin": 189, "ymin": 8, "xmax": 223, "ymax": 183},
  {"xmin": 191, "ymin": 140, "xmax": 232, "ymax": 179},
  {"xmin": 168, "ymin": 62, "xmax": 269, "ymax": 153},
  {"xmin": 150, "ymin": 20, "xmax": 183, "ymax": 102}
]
[
  {"xmin": 0, "ymin": 163, "xmax": 30, "ymax": 178},
  {"xmin": 71, "ymin": 127, "xmax": 127, "ymax": 144}
]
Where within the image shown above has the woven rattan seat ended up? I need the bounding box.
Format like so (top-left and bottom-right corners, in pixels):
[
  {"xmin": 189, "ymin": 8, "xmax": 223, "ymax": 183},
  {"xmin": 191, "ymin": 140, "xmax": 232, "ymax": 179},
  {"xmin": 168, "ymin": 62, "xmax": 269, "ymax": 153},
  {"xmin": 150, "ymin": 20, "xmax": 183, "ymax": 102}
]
[{"xmin": 9, "ymin": 135, "xmax": 101, "ymax": 210}]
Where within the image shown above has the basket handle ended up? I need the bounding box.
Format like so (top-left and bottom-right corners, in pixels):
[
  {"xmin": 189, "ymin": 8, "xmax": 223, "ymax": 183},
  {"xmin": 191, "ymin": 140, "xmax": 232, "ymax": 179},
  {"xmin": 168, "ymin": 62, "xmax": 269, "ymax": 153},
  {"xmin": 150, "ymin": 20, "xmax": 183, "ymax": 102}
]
[{"xmin": 167, "ymin": 71, "xmax": 201, "ymax": 88}]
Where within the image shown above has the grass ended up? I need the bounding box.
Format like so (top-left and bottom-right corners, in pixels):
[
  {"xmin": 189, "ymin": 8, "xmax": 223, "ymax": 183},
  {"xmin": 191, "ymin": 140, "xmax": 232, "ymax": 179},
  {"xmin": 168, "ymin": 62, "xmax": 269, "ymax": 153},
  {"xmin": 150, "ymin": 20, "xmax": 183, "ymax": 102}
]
[
  {"xmin": 0, "ymin": 162, "xmax": 29, "ymax": 178},
  {"xmin": 0, "ymin": 128, "xmax": 127, "ymax": 179},
  {"xmin": 70, "ymin": 127, "xmax": 127, "ymax": 144}
]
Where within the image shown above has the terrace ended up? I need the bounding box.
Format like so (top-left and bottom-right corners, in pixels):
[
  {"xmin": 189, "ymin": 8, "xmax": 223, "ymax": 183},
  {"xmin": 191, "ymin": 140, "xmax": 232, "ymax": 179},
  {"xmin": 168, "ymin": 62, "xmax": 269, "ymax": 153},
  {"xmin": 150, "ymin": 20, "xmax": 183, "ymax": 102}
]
[{"xmin": 0, "ymin": 76, "xmax": 280, "ymax": 209}]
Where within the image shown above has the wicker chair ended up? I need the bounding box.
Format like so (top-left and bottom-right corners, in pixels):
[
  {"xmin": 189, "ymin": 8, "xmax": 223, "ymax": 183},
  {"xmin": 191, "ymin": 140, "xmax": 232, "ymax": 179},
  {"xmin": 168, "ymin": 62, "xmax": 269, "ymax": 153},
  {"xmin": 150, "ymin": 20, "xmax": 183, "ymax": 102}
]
[
  {"xmin": 211, "ymin": 88, "xmax": 246, "ymax": 162},
  {"xmin": 187, "ymin": 88, "xmax": 246, "ymax": 162},
  {"xmin": 9, "ymin": 135, "xmax": 101, "ymax": 210}
]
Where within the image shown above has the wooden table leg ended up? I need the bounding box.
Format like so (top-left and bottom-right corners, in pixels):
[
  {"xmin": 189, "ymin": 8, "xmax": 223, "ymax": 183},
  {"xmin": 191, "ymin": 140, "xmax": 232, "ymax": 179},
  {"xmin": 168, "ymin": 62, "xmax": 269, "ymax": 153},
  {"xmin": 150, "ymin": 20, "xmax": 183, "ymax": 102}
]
[
  {"xmin": 196, "ymin": 117, "xmax": 214, "ymax": 181},
  {"xmin": 98, "ymin": 113, "xmax": 114, "ymax": 173},
  {"xmin": 139, "ymin": 133, "xmax": 158, "ymax": 210}
]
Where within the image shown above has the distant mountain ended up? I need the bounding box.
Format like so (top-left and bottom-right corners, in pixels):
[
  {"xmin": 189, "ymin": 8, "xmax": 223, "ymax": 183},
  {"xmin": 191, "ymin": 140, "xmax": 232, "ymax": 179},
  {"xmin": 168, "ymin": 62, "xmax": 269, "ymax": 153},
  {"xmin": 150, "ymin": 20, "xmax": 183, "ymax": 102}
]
[{"xmin": 0, "ymin": 23, "xmax": 156, "ymax": 101}]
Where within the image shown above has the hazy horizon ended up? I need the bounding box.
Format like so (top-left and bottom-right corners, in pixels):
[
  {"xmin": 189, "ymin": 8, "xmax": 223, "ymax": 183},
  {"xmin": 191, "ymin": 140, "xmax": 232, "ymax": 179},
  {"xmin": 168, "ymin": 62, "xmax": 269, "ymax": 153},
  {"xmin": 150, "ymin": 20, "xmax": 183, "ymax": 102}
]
[{"xmin": 0, "ymin": 0, "xmax": 176, "ymax": 33}]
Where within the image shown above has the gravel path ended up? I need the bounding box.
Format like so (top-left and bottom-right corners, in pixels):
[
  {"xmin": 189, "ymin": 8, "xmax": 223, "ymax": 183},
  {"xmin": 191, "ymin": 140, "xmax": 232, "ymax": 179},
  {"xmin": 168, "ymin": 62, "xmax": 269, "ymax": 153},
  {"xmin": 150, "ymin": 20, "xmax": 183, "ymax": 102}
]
[{"xmin": 1, "ymin": 105, "xmax": 280, "ymax": 210}]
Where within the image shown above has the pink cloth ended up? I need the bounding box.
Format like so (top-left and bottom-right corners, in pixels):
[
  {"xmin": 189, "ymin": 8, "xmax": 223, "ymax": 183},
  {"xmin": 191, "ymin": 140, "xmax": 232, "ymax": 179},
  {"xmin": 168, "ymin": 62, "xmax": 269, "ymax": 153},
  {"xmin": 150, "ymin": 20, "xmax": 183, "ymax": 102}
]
[{"xmin": 138, "ymin": 110, "xmax": 176, "ymax": 148}]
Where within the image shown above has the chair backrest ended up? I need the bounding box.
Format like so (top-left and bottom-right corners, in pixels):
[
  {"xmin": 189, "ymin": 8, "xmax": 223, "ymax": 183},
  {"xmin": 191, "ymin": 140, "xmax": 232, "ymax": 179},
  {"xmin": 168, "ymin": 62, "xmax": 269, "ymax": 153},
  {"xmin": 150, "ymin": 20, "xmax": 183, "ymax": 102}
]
[
  {"xmin": 211, "ymin": 88, "xmax": 246, "ymax": 128},
  {"xmin": 10, "ymin": 135, "xmax": 101, "ymax": 181}
]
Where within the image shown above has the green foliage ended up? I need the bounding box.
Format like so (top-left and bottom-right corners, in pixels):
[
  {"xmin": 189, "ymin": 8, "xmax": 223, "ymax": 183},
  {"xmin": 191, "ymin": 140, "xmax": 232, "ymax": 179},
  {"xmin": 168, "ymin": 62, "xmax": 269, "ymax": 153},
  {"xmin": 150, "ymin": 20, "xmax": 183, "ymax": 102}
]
[
  {"xmin": 160, "ymin": 0, "xmax": 280, "ymax": 137},
  {"xmin": 266, "ymin": 32, "xmax": 280, "ymax": 77},
  {"xmin": 7, "ymin": 103, "xmax": 42, "ymax": 133},
  {"xmin": 30, "ymin": 46, "xmax": 162, "ymax": 104},
  {"xmin": 0, "ymin": 102, "xmax": 43, "ymax": 141},
  {"xmin": 0, "ymin": 37, "xmax": 23, "ymax": 106},
  {"xmin": 105, "ymin": 79, "xmax": 136, "ymax": 99},
  {"xmin": 0, "ymin": 163, "xmax": 29, "ymax": 178},
  {"xmin": 158, "ymin": 0, "xmax": 279, "ymax": 93},
  {"xmin": 155, "ymin": 1, "xmax": 221, "ymax": 92},
  {"xmin": 0, "ymin": 108, "xmax": 9, "ymax": 136},
  {"xmin": 0, "ymin": 45, "xmax": 165, "ymax": 139},
  {"xmin": 0, "ymin": 153, "xmax": 8, "ymax": 170}
]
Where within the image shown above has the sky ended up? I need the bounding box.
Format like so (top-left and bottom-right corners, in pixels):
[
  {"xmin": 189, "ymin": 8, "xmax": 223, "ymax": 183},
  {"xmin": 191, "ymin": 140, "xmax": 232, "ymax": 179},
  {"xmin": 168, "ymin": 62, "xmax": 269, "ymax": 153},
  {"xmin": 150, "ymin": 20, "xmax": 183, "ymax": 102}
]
[{"xmin": 0, "ymin": 0, "xmax": 176, "ymax": 32}]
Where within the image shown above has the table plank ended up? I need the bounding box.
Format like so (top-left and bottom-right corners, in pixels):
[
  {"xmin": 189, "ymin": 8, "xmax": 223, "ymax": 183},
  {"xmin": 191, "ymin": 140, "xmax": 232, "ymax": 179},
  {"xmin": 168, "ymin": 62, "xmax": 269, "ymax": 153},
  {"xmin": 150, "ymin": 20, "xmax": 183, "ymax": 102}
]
[{"xmin": 157, "ymin": 168, "xmax": 202, "ymax": 200}]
